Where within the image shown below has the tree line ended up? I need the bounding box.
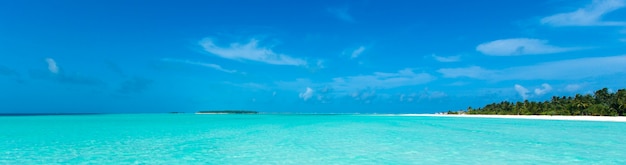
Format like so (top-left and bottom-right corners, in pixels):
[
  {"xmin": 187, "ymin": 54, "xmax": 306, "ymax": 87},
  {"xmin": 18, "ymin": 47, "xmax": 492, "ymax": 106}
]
[{"xmin": 448, "ymin": 88, "xmax": 626, "ymax": 116}]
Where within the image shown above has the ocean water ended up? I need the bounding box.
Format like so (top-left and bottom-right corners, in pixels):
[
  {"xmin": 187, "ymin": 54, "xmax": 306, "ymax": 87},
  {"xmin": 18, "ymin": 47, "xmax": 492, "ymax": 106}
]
[{"xmin": 1, "ymin": 114, "xmax": 625, "ymax": 164}]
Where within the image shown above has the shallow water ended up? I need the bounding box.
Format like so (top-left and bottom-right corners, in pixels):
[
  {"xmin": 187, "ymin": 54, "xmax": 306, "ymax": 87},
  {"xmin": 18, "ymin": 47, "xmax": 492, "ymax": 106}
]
[{"xmin": 1, "ymin": 114, "xmax": 625, "ymax": 164}]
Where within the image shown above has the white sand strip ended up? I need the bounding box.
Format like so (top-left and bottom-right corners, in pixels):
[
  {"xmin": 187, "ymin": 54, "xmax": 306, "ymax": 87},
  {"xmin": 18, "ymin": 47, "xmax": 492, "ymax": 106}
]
[{"xmin": 391, "ymin": 114, "xmax": 626, "ymax": 122}]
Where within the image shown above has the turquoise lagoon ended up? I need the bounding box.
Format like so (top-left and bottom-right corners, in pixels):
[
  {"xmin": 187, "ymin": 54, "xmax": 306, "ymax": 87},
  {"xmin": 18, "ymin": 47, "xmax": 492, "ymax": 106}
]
[{"xmin": 1, "ymin": 114, "xmax": 625, "ymax": 164}]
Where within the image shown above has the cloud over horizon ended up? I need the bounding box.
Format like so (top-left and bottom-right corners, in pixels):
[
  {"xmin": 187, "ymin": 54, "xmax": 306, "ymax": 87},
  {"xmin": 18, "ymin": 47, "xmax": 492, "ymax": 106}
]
[
  {"xmin": 199, "ymin": 38, "xmax": 308, "ymax": 67},
  {"xmin": 30, "ymin": 58, "xmax": 104, "ymax": 86},
  {"xmin": 541, "ymin": 0, "xmax": 626, "ymax": 26},
  {"xmin": 534, "ymin": 83, "xmax": 553, "ymax": 96},
  {"xmin": 299, "ymin": 87, "xmax": 314, "ymax": 101},
  {"xmin": 514, "ymin": 83, "xmax": 553, "ymax": 100},
  {"xmin": 330, "ymin": 68, "xmax": 435, "ymax": 92},
  {"xmin": 514, "ymin": 84, "xmax": 531, "ymax": 100},
  {"xmin": 438, "ymin": 54, "xmax": 626, "ymax": 81},
  {"xmin": 476, "ymin": 38, "xmax": 578, "ymax": 56}
]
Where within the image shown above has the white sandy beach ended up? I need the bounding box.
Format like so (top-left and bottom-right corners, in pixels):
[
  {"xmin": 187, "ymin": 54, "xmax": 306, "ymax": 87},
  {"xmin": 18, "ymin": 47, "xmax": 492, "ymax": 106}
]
[{"xmin": 394, "ymin": 114, "xmax": 626, "ymax": 122}]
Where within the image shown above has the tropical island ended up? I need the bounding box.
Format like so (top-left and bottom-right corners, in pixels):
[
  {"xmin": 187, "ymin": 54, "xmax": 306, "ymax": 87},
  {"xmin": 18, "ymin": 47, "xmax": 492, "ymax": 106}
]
[
  {"xmin": 447, "ymin": 88, "xmax": 626, "ymax": 116},
  {"xmin": 196, "ymin": 110, "xmax": 258, "ymax": 114}
]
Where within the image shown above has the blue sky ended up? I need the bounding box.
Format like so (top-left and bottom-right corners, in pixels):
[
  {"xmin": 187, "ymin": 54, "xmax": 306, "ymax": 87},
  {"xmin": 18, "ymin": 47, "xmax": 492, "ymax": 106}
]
[{"xmin": 1, "ymin": 0, "xmax": 626, "ymax": 113}]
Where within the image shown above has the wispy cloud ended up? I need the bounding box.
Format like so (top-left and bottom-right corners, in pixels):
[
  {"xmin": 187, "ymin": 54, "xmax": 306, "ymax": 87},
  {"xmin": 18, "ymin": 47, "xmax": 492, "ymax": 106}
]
[
  {"xmin": 514, "ymin": 84, "xmax": 530, "ymax": 100},
  {"xmin": 30, "ymin": 70, "xmax": 104, "ymax": 86},
  {"xmin": 161, "ymin": 58, "xmax": 240, "ymax": 74},
  {"xmin": 399, "ymin": 93, "xmax": 416, "ymax": 103},
  {"xmin": 431, "ymin": 54, "xmax": 461, "ymax": 62},
  {"xmin": 327, "ymin": 7, "xmax": 355, "ymax": 22},
  {"xmin": 276, "ymin": 69, "xmax": 435, "ymax": 102},
  {"xmin": 299, "ymin": 87, "xmax": 314, "ymax": 101},
  {"xmin": 199, "ymin": 38, "xmax": 308, "ymax": 67},
  {"xmin": 564, "ymin": 84, "xmax": 583, "ymax": 92},
  {"xmin": 534, "ymin": 83, "xmax": 553, "ymax": 96},
  {"xmin": 397, "ymin": 88, "xmax": 447, "ymax": 104},
  {"xmin": 438, "ymin": 55, "xmax": 626, "ymax": 81},
  {"xmin": 418, "ymin": 88, "xmax": 448, "ymax": 100},
  {"xmin": 350, "ymin": 46, "xmax": 366, "ymax": 59},
  {"xmin": 514, "ymin": 83, "xmax": 552, "ymax": 100},
  {"xmin": 45, "ymin": 58, "xmax": 59, "ymax": 74},
  {"xmin": 316, "ymin": 60, "xmax": 325, "ymax": 69},
  {"xmin": 541, "ymin": 0, "xmax": 626, "ymax": 26},
  {"xmin": 476, "ymin": 38, "xmax": 578, "ymax": 56},
  {"xmin": 31, "ymin": 58, "xmax": 104, "ymax": 86},
  {"xmin": 350, "ymin": 89, "xmax": 377, "ymax": 104},
  {"xmin": 330, "ymin": 69, "xmax": 435, "ymax": 93}
]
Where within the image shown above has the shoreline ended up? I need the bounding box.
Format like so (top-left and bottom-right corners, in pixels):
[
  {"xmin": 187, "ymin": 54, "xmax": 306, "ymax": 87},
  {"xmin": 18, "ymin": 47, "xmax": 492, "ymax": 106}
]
[{"xmin": 392, "ymin": 114, "xmax": 626, "ymax": 122}]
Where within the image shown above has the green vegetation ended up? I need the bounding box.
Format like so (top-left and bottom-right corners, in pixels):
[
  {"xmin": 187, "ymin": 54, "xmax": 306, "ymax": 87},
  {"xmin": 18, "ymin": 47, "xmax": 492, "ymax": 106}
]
[
  {"xmin": 448, "ymin": 88, "xmax": 626, "ymax": 116},
  {"xmin": 196, "ymin": 110, "xmax": 258, "ymax": 114}
]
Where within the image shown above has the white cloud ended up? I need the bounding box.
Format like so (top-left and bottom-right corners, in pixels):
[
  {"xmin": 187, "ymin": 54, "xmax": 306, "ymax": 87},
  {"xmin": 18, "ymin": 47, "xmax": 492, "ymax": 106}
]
[
  {"xmin": 418, "ymin": 88, "xmax": 448, "ymax": 100},
  {"xmin": 534, "ymin": 83, "xmax": 553, "ymax": 96},
  {"xmin": 514, "ymin": 84, "xmax": 530, "ymax": 100},
  {"xmin": 199, "ymin": 38, "xmax": 307, "ymax": 66},
  {"xmin": 432, "ymin": 54, "xmax": 460, "ymax": 62},
  {"xmin": 350, "ymin": 89, "xmax": 377, "ymax": 103},
  {"xmin": 275, "ymin": 69, "xmax": 434, "ymax": 103},
  {"xmin": 565, "ymin": 84, "xmax": 583, "ymax": 92},
  {"xmin": 429, "ymin": 91, "xmax": 447, "ymax": 99},
  {"xmin": 476, "ymin": 38, "xmax": 577, "ymax": 56},
  {"xmin": 327, "ymin": 7, "xmax": 355, "ymax": 22},
  {"xmin": 161, "ymin": 58, "xmax": 240, "ymax": 74},
  {"xmin": 399, "ymin": 93, "xmax": 416, "ymax": 102},
  {"xmin": 541, "ymin": 0, "xmax": 626, "ymax": 26},
  {"xmin": 351, "ymin": 46, "xmax": 366, "ymax": 59},
  {"xmin": 515, "ymin": 83, "xmax": 553, "ymax": 100},
  {"xmin": 330, "ymin": 68, "xmax": 435, "ymax": 92},
  {"xmin": 45, "ymin": 58, "xmax": 59, "ymax": 74},
  {"xmin": 438, "ymin": 55, "xmax": 626, "ymax": 81},
  {"xmin": 299, "ymin": 87, "xmax": 314, "ymax": 101}
]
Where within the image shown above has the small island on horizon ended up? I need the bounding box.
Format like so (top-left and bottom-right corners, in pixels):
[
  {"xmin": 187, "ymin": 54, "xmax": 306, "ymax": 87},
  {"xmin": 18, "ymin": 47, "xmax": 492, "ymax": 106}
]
[
  {"xmin": 446, "ymin": 87, "xmax": 626, "ymax": 116},
  {"xmin": 196, "ymin": 110, "xmax": 258, "ymax": 114}
]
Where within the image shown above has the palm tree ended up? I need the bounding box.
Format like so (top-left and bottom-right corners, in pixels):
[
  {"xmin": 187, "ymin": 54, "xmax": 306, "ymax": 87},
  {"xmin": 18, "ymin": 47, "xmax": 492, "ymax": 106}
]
[{"xmin": 616, "ymin": 89, "xmax": 626, "ymax": 116}]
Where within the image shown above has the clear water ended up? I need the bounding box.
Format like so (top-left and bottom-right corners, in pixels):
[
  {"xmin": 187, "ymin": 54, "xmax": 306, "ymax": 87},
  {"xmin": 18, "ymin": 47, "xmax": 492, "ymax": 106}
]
[{"xmin": 1, "ymin": 114, "xmax": 625, "ymax": 164}]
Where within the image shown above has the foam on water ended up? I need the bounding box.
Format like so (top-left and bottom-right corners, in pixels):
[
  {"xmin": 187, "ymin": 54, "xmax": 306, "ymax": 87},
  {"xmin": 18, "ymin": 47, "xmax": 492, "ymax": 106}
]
[{"xmin": 1, "ymin": 114, "xmax": 625, "ymax": 164}]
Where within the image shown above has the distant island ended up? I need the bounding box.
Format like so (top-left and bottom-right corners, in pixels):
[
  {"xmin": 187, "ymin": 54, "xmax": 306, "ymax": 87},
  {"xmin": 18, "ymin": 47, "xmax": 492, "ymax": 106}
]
[
  {"xmin": 447, "ymin": 88, "xmax": 626, "ymax": 116},
  {"xmin": 196, "ymin": 110, "xmax": 258, "ymax": 114}
]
